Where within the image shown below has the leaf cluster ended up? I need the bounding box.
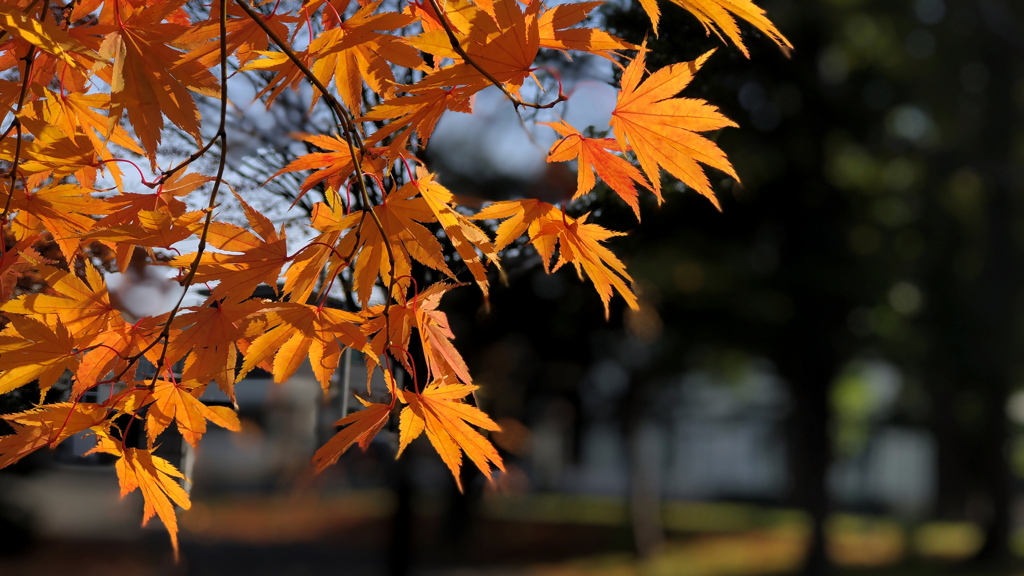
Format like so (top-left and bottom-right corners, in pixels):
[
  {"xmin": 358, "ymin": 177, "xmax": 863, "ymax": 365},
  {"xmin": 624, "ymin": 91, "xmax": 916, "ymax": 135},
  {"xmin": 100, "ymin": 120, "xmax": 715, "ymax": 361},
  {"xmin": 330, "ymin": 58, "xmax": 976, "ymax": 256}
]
[{"xmin": 0, "ymin": 0, "xmax": 788, "ymax": 555}]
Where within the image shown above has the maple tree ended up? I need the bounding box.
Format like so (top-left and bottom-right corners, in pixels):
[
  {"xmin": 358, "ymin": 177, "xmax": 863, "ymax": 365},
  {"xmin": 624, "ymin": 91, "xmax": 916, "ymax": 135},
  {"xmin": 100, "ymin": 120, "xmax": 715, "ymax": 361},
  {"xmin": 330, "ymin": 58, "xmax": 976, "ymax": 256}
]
[{"xmin": 0, "ymin": 0, "xmax": 789, "ymax": 556}]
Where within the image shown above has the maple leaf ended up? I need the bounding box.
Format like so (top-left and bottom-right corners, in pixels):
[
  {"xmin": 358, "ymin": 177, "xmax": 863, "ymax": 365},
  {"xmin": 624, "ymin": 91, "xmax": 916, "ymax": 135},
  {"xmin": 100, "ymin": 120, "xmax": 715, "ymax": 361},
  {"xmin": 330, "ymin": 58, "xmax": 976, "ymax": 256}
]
[
  {"xmin": 540, "ymin": 212, "xmax": 639, "ymax": 316},
  {"xmin": 27, "ymin": 88, "xmax": 145, "ymax": 157},
  {"xmin": 180, "ymin": 4, "xmax": 296, "ymax": 68},
  {"xmin": 146, "ymin": 378, "xmax": 241, "ymax": 447},
  {"xmin": 0, "ymin": 123, "xmax": 100, "ymax": 187},
  {"xmin": 167, "ymin": 298, "xmax": 267, "ymax": 401},
  {"xmin": 414, "ymin": 169, "xmax": 500, "ymax": 298},
  {"xmin": 240, "ymin": 48, "xmax": 313, "ymax": 106},
  {"xmin": 0, "ymin": 402, "xmax": 107, "ymax": 468},
  {"xmin": 317, "ymin": 180, "xmax": 465, "ymax": 307},
  {"xmin": 97, "ymin": 2, "xmax": 218, "ymax": 162},
  {"xmin": 88, "ymin": 210, "xmax": 205, "ymax": 269},
  {"xmin": 542, "ymin": 120, "xmax": 652, "ymax": 219},
  {"xmin": 269, "ymin": 134, "xmax": 389, "ymax": 198},
  {"xmin": 474, "ymin": 200, "xmax": 638, "ymax": 316},
  {"xmin": 91, "ymin": 171, "xmax": 210, "ymax": 270},
  {"xmin": 410, "ymin": 0, "xmax": 541, "ymax": 94},
  {"xmin": 0, "ymin": 7, "xmax": 99, "ymax": 69},
  {"xmin": 397, "ymin": 380, "xmax": 503, "ymax": 491},
  {"xmin": 1, "ymin": 254, "xmax": 117, "ymax": 338},
  {"xmin": 238, "ymin": 302, "xmax": 367, "ymax": 390},
  {"xmin": 364, "ymin": 283, "xmax": 473, "ymax": 386},
  {"xmin": 0, "ymin": 237, "xmax": 41, "ymax": 301},
  {"xmin": 89, "ymin": 437, "xmax": 192, "ymax": 559},
  {"xmin": 610, "ymin": 46, "xmax": 739, "ymax": 210},
  {"xmin": 362, "ymin": 87, "xmax": 473, "ymax": 154},
  {"xmin": 3, "ymin": 183, "xmax": 109, "ymax": 261},
  {"xmin": 97, "ymin": 171, "xmax": 209, "ymax": 228},
  {"xmin": 638, "ymin": 0, "xmax": 792, "ymax": 57},
  {"xmin": 537, "ymin": 1, "xmax": 634, "ymax": 57},
  {"xmin": 312, "ymin": 398, "xmax": 392, "ymax": 472},
  {"xmin": 472, "ymin": 197, "xmax": 558, "ymax": 253},
  {"xmin": 281, "ymin": 202, "xmax": 351, "ymax": 304},
  {"xmin": 74, "ymin": 316, "xmax": 162, "ymax": 399},
  {"xmin": 307, "ymin": 1, "xmax": 425, "ymax": 111},
  {"xmin": 169, "ymin": 191, "xmax": 288, "ymax": 300}
]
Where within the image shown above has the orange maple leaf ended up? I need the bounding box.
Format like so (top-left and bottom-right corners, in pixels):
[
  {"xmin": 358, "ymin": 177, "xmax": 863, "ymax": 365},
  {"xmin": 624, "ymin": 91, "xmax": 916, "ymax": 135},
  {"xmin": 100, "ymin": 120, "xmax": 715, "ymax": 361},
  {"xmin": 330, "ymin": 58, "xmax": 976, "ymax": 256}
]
[
  {"xmin": 0, "ymin": 315, "xmax": 80, "ymax": 394},
  {"xmin": 317, "ymin": 180, "xmax": 467, "ymax": 307},
  {"xmin": 312, "ymin": 398, "xmax": 392, "ymax": 472},
  {"xmin": 537, "ymin": 1, "xmax": 634, "ymax": 57},
  {"xmin": 474, "ymin": 200, "xmax": 638, "ymax": 316},
  {"xmin": 414, "ymin": 169, "xmax": 500, "ymax": 298},
  {"xmin": 410, "ymin": 0, "xmax": 541, "ymax": 94},
  {"xmin": 92, "ymin": 171, "xmax": 211, "ymax": 270},
  {"xmin": 169, "ymin": 191, "xmax": 288, "ymax": 300},
  {"xmin": 308, "ymin": 0, "xmax": 425, "ymax": 111},
  {"xmin": 0, "ymin": 237, "xmax": 41, "ymax": 301},
  {"xmin": 362, "ymin": 87, "xmax": 473, "ymax": 153},
  {"xmin": 180, "ymin": 4, "xmax": 296, "ymax": 68},
  {"xmin": 610, "ymin": 46, "xmax": 738, "ymax": 210},
  {"xmin": 364, "ymin": 283, "xmax": 473, "ymax": 386},
  {"xmin": 88, "ymin": 435, "xmax": 192, "ymax": 559},
  {"xmin": 168, "ymin": 298, "xmax": 267, "ymax": 401},
  {"xmin": 542, "ymin": 120, "xmax": 652, "ymax": 219},
  {"xmin": 238, "ymin": 302, "xmax": 367, "ymax": 390},
  {"xmin": 397, "ymin": 380, "xmax": 503, "ymax": 491},
  {"xmin": 3, "ymin": 183, "xmax": 108, "ymax": 262},
  {"xmin": 146, "ymin": 378, "xmax": 241, "ymax": 447},
  {"xmin": 0, "ymin": 402, "xmax": 107, "ymax": 468},
  {"xmin": 1, "ymin": 124, "xmax": 100, "ymax": 187},
  {"xmin": 74, "ymin": 316, "xmax": 162, "ymax": 399},
  {"xmin": 97, "ymin": 2, "xmax": 218, "ymax": 162},
  {"xmin": 0, "ymin": 7, "xmax": 99, "ymax": 69},
  {"xmin": 638, "ymin": 0, "xmax": 792, "ymax": 57},
  {"xmin": 269, "ymin": 134, "xmax": 389, "ymax": 197},
  {"xmin": 1, "ymin": 255, "xmax": 117, "ymax": 338},
  {"xmin": 27, "ymin": 88, "xmax": 146, "ymax": 157},
  {"xmin": 88, "ymin": 210, "xmax": 205, "ymax": 269}
]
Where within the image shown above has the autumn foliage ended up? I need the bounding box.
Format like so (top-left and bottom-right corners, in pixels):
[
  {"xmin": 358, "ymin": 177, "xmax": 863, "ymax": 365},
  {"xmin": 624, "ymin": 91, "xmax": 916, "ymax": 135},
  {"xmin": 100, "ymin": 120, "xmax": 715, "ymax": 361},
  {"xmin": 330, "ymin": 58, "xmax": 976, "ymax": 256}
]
[{"xmin": 0, "ymin": 0, "xmax": 789, "ymax": 556}]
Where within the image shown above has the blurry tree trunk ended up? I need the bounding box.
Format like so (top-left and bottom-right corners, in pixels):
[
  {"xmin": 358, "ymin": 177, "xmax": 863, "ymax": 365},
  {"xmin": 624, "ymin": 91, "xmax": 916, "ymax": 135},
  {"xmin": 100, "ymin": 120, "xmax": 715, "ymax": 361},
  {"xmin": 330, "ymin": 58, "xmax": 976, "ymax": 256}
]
[
  {"xmin": 388, "ymin": 452, "xmax": 414, "ymax": 576},
  {"xmin": 925, "ymin": 2, "xmax": 1022, "ymax": 561},
  {"xmin": 443, "ymin": 465, "xmax": 481, "ymax": 548},
  {"xmin": 931, "ymin": 381, "xmax": 969, "ymax": 518},
  {"xmin": 964, "ymin": 49, "xmax": 1018, "ymax": 563},
  {"xmin": 780, "ymin": 321, "xmax": 837, "ymax": 576},
  {"xmin": 775, "ymin": 59, "xmax": 846, "ymax": 576},
  {"xmin": 627, "ymin": 418, "xmax": 664, "ymax": 558}
]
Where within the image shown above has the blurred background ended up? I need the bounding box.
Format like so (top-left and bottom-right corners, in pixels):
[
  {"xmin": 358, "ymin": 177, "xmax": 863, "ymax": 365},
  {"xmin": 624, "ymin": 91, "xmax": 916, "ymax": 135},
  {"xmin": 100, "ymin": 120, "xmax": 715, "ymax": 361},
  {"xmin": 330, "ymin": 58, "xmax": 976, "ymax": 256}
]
[{"xmin": 3, "ymin": 0, "xmax": 1024, "ymax": 574}]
